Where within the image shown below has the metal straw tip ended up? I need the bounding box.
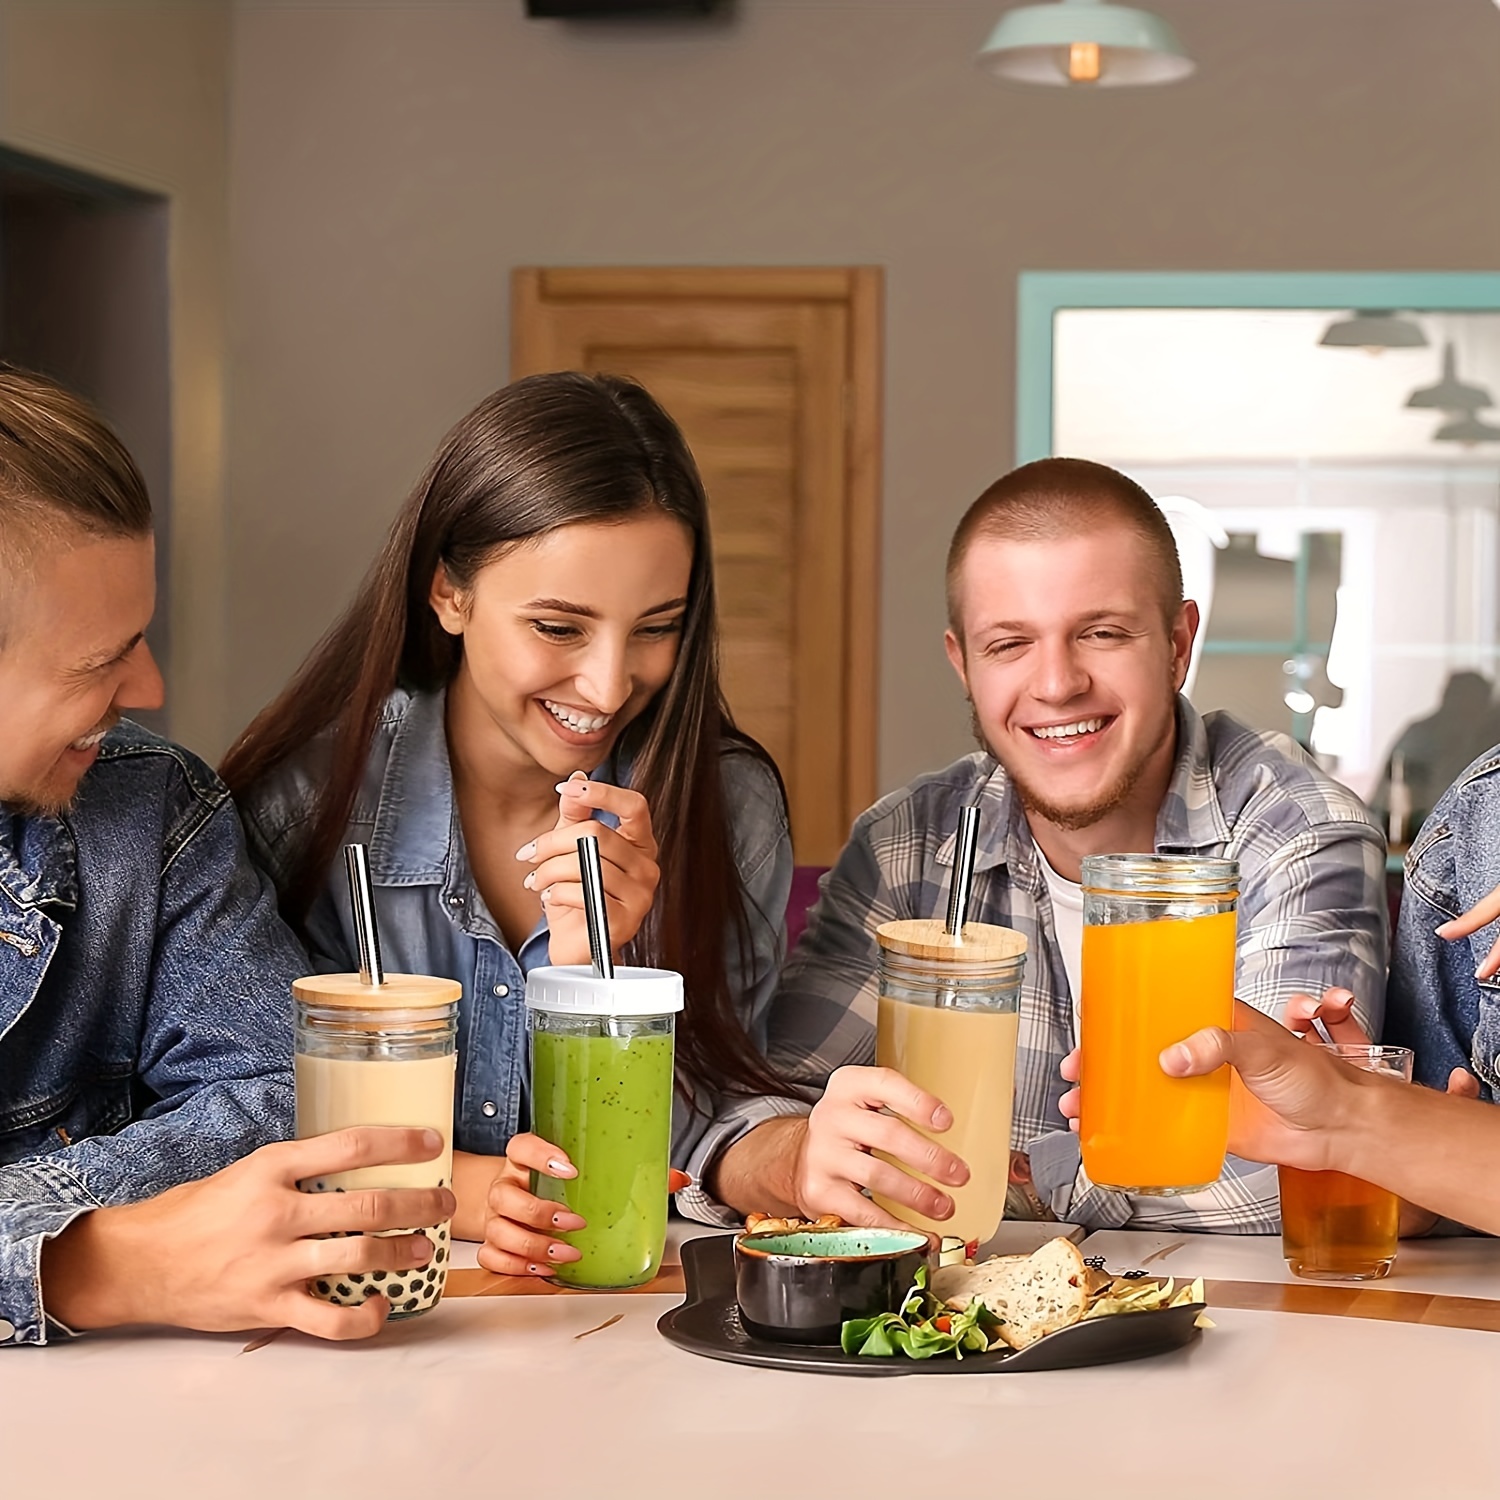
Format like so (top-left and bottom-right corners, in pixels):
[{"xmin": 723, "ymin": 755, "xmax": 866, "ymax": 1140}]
[
  {"xmin": 343, "ymin": 841, "xmax": 385, "ymax": 987},
  {"xmin": 944, "ymin": 803, "xmax": 983, "ymax": 938},
  {"xmin": 576, "ymin": 833, "xmax": 614, "ymax": 981}
]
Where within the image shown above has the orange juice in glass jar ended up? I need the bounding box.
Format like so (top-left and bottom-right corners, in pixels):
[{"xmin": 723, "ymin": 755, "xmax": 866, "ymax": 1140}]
[{"xmin": 1079, "ymin": 855, "xmax": 1238, "ymax": 1195}]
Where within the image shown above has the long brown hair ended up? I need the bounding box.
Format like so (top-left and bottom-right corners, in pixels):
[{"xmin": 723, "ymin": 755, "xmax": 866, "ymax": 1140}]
[{"xmin": 221, "ymin": 372, "xmax": 790, "ymax": 1104}]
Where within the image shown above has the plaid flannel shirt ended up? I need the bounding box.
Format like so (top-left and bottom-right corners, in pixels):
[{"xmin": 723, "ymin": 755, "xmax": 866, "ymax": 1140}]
[{"xmin": 685, "ymin": 699, "xmax": 1387, "ymax": 1233}]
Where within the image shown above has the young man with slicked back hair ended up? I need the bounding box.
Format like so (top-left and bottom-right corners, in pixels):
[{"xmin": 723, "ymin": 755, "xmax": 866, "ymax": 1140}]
[
  {"xmin": 703, "ymin": 458, "xmax": 1388, "ymax": 1235},
  {"xmin": 0, "ymin": 368, "xmax": 452, "ymax": 1346}
]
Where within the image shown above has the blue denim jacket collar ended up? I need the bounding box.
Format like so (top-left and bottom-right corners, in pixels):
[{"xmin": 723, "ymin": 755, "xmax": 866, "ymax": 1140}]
[
  {"xmin": 0, "ymin": 809, "xmax": 78, "ymax": 913},
  {"xmin": 367, "ymin": 688, "xmax": 458, "ymax": 886},
  {"xmin": 930, "ymin": 696, "xmax": 1230, "ymax": 881}
]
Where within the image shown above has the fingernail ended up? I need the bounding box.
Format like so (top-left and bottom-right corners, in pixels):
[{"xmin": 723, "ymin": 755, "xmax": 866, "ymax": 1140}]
[
  {"xmin": 1436, "ymin": 921, "xmax": 1458, "ymax": 936},
  {"xmin": 527, "ymin": 1263, "xmax": 546, "ymax": 1276},
  {"xmin": 550, "ymin": 1210, "xmax": 587, "ymax": 1228},
  {"xmin": 540, "ymin": 886, "xmax": 553, "ymax": 904},
  {"xmin": 515, "ymin": 841, "xmax": 537, "ymax": 862},
  {"xmin": 546, "ymin": 1157, "xmax": 577, "ymax": 1177},
  {"xmin": 555, "ymin": 778, "xmax": 586, "ymax": 795},
  {"xmin": 1161, "ymin": 1043, "xmax": 1193, "ymax": 1076},
  {"xmin": 522, "ymin": 871, "xmax": 536, "ymax": 890},
  {"xmin": 546, "ymin": 1242, "xmax": 579, "ymax": 1262},
  {"xmin": 420, "ymin": 1128, "xmax": 443, "ymax": 1150},
  {"xmin": 410, "ymin": 1236, "xmax": 434, "ymax": 1263},
  {"xmin": 930, "ymin": 1105, "xmax": 953, "ymax": 1130}
]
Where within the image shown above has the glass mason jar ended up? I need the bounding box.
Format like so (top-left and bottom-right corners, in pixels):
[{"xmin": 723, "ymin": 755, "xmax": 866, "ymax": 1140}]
[
  {"xmin": 1279, "ymin": 1044, "xmax": 1414, "ymax": 1281},
  {"xmin": 525, "ymin": 965, "xmax": 683, "ymax": 1290},
  {"xmin": 869, "ymin": 919, "xmax": 1027, "ymax": 1247},
  {"xmin": 1079, "ymin": 854, "xmax": 1239, "ymax": 1196},
  {"xmin": 293, "ymin": 972, "xmax": 460, "ymax": 1319}
]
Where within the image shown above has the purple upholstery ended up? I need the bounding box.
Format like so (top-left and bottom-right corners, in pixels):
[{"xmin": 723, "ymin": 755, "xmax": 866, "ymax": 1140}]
[{"xmin": 786, "ymin": 865, "xmax": 830, "ymax": 954}]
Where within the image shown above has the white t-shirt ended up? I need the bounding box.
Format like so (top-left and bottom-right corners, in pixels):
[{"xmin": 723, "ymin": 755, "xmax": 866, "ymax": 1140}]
[{"xmin": 1039, "ymin": 852, "xmax": 1085, "ymax": 1030}]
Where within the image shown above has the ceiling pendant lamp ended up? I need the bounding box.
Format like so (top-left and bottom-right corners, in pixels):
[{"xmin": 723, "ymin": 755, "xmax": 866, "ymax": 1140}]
[
  {"xmin": 1405, "ymin": 341, "xmax": 1494, "ymax": 413},
  {"xmin": 1318, "ymin": 310, "xmax": 1428, "ymax": 353},
  {"xmin": 977, "ymin": 0, "xmax": 1194, "ymax": 87},
  {"xmin": 1433, "ymin": 413, "xmax": 1500, "ymax": 446}
]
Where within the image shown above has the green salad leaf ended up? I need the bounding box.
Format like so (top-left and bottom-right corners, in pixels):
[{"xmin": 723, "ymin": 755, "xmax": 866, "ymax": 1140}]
[{"xmin": 840, "ymin": 1265, "xmax": 998, "ymax": 1360}]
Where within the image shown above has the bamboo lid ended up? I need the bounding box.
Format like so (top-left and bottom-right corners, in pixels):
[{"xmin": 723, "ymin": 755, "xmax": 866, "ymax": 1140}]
[
  {"xmin": 292, "ymin": 972, "xmax": 462, "ymax": 1011},
  {"xmin": 875, "ymin": 919, "xmax": 1028, "ymax": 962}
]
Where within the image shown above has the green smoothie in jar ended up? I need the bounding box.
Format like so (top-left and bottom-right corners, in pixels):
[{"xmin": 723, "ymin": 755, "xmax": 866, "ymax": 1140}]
[{"xmin": 525, "ymin": 966, "xmax": 683, "ymax": 1290}]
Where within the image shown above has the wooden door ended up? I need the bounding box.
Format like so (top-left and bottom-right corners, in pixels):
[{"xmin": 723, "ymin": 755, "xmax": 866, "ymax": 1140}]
[{"xmin": 512, "ymin": 267, "xmax": 881, "ymax": 865}]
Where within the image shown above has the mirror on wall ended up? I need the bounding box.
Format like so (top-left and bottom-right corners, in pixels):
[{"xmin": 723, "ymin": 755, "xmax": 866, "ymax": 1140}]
[{"xmin": 1052, "ymin": 306, "xmax": 1500, "ymax": 837}]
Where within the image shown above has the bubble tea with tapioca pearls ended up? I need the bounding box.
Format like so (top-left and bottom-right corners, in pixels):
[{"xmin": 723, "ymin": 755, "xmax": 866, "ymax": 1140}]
[{"xmin": 293, "ymin": 973, "xmax": 460, "ymax": 1319}]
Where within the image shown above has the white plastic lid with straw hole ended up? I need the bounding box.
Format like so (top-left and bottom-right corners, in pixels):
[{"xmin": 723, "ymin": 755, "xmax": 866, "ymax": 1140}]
[{"xmin": 525, "ymin": 965, "xmax": 684, "ymax": 1018}]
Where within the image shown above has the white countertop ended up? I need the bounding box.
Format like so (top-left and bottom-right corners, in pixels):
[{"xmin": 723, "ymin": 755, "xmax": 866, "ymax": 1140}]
[{"xmin": 7, "ymin": 1229, "xmax": 1500, "ymax": 1498}]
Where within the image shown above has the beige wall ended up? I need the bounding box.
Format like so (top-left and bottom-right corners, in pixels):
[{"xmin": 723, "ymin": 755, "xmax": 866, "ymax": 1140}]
[
  {"xmin": 0, "ymin": 0, "xmax": 232, "ymax": 755},
  {"xmin": 224, "ymin": 0, "xmax": 1500, "ymax": 790},
  {"xmin": 18, "ymin": 2, "xmax": 1493, "ymax": 782}
]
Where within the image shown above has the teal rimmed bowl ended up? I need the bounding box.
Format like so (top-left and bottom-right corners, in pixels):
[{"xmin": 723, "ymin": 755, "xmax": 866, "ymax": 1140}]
[{"xmin": 733, "ymin": 1227, "xmax": 932, "ymax": 1345}]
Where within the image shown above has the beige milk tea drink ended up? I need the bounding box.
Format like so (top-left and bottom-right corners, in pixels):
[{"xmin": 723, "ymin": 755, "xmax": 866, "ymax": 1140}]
[
  {"xmin": 869, "ymin": 920, "xmax": 1026, "ymax": 1247},
  {"xmin": 293, "ymin": 973, "xmax": 460, "ymax": 1319}
]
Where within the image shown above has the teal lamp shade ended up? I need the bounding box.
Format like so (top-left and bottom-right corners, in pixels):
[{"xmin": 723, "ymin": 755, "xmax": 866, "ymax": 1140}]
[
  {"xmin": 977, "ymin": 0, "xmax": 1194, "ymax": 87},
  {"xmin": 1318, "ymin": 310, "xmax": 1428, "ymax": 351},
  {"xmin": 1405, "ymin": 343, "xmax": 1494, "ymax": 412},
  {"xmin": 1434, "ymin": 413, "xmax": 1500, "ymax": 446}
]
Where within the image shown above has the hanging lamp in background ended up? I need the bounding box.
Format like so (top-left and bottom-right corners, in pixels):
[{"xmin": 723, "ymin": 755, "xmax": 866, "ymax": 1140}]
[
  {"xmin": 1405, "ymin": 341, "xmax": 1494, "ymax": 413},
  {"xmin": 1433, "ymin": 412, "xmax": 1500, "ymax": 446},
  {"xmin": 977, "ymin": 0, "xmax": 1194, "ymax": 87},
  {"xmin": 1318, "ymin": 310, "xmax": 1428, "ymax": 353}
]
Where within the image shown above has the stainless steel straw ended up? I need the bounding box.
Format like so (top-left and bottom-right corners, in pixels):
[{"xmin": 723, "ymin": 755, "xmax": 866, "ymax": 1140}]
[
  {"xmin": 344, "ymin": 842, "xmax": 385, "ymax": 987},
  {"xmin": 944, "ymin": 803, "xmax": 982, "ymax": 940},
  {"xmin": 577, "ymin": 834, "xmax": 614, "ymax": 981}
]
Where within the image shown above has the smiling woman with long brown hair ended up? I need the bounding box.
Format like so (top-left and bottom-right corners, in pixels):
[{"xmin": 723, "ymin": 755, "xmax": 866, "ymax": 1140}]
[{"xmin": 221, "ymin": 371, "xmax": 791, "ymax": 1275}]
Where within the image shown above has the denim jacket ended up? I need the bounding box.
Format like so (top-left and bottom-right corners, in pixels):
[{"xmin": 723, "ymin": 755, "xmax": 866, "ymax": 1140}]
[
  {"xmin": 240, "ymin": 688, "xmax": 792, "ymax": 1216},
  {"xmin": 0, "ymin": 723, "xmax": 304, "ymax": 1346},
  {"xmin": 1386, "ymin": 745, "xmax": 1500, "ymax": 1097}
]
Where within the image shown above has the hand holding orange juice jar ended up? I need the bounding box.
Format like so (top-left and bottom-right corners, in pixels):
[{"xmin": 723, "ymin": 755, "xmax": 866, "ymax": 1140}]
[{"xmin": 1079, "ymin": 855, "xmax": 1238, "ymax": 1196}]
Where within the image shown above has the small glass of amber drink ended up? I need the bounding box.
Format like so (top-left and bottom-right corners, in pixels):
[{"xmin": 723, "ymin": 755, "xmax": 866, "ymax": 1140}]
[{"xmin": 1278, "ymin": 1044, "xmax": 1414, "ymax": 1281}]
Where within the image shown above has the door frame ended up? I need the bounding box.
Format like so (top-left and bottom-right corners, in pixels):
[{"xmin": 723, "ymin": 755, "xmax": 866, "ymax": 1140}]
[
  {"xmin": 1016, "ymin": 269, "xmax": 1500, "ymax": 782},
  {"xmin": 512, "ymin": 265, "xmax": 883, "ymax": 837},
  {"xmin": 1016, "ymin": 270, "xmax": 1500, "ymax": 464}
]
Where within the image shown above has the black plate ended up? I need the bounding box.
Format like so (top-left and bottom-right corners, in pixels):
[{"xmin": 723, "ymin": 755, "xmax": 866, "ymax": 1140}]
[{"xmin": 657, "ymin": 1235, "xmax": 1205, "ymax": 1377}]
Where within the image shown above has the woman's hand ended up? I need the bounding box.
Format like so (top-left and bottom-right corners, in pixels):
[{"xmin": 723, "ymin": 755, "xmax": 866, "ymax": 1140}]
[
  {"xmin": 1281, "ymin": 986, "xmax": 1367, "ymax": 1043},
  {"xmin": 1436, "ymin": 882, "xmax": 1500, "ymax": 980},
  {"xmin": 516, "ymin": 773, "xmax": 660, "ymax": 964},
  {"xmin": 476, "ymin": 1133, "xmax": 694, "ymax": 1276},
  {"xmin": 1399, "ymin": 1066, "xmax": 1482, "ymax": 1235},
  {"xmin": 477, "ymin": 1133, "xmax": 584, "ymax": 1277}
]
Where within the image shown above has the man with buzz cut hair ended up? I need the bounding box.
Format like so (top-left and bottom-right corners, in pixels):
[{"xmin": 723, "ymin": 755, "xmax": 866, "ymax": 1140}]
[
  {"xmin": 0, "ymin": 366, "xmax": 452, "ymax": 1346},
  {"xmin": 700, "ymin": 456, "xmax": 1388, "ymax": 1234}
]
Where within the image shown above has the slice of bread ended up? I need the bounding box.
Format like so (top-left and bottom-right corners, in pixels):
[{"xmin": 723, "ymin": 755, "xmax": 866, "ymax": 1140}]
[{"xmin": 930, "ymin": 1237, "xmax": 1090, "ymax": 1350}]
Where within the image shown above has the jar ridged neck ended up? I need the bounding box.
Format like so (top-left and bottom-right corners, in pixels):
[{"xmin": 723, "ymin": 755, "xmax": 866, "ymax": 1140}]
[{"xmin": 1080, "ymin": 853, "xmax": 1239, "ymax": 899}]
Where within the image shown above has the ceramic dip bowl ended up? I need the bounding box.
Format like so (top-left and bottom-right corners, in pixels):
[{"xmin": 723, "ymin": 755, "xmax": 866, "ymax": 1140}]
[{"xmin": 733, "ymin": 1227, "xmax": 932, "ymax": 1345}]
